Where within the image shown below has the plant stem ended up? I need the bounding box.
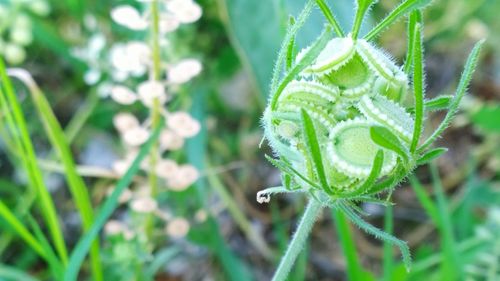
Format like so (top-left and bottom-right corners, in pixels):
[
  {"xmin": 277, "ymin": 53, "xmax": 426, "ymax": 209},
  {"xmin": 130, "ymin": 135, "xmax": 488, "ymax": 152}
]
[
  {"xmin": 145, "ymin": 0, "xmax": 162, "ymax": 244},
  {"xmin": 272, "ymin": 199, "xmax": 323, "ymax": 281}
]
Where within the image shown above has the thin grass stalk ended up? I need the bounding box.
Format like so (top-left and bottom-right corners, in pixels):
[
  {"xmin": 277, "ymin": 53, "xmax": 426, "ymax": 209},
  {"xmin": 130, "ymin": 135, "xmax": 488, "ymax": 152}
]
[
  {"xmin": 333, "ymin": 209, "xmax": 363, "ymax": 281},
  {"xmin": 0, "ymin": 59, "xmax": 68, "ymax": 263},
  {"xmin": 430, "ymin": 163, "xmax": 460, "ymax": 279},
  {"xmin": 7, "ymin": 70, "xmax": 104, "ymax": 281}
]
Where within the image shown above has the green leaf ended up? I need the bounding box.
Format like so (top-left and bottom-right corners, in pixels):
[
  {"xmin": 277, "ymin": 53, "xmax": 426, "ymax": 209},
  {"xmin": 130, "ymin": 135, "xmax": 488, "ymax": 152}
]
[
  {"xmin": 63, "ymin": 118, "xmax": 164, "ymax": 281},
  {"xmin": 285, "ymin": 16, "xmax": 297, "ymax": 71},
  {"xmin": 345, "ymin": 150, "xmax": 384, "ymax": 197},
  {"xmin": 410, "ymin": 22, "xmax": 425, "ymax": 153},
  {"xmin": 315, "ymin": 0, "xmax": 345, "ymax": 36},
  {"xmin": 219, "ymin": 0, "xmax": 288, "ymax": 100},
  {"xmin": 370, "ymin": 126, "xmax": 410, "ymax": 164},
  {"xmin": 471, "ymin": 104, "xmax": 500, "ymax": 132},
  {"xmin": 364, "ymin": 0, "xmax": 432, "ymax": 41},
  {"xmin": 418, "ymin": 40, "xmax": 485, "ymax": 152},
  {"xmin": 416, "ymin": 147, "xmax": 448, "ymax": 166},
  {"xmin": 403, "ymin": 11, "xmax": 422, "ymax": 74},
  {"xmin": 265, "ymin": 155, "xmax": 321, "ymax": 190},
  {"xmin": 352, "ymin": 0, "xmax": 377, "ymax": 38},
  {"xmin": 300, "ymin": 109, "xmax": 332, "ymax": 194},
  {"xmin": 424, "ymin": 95, "xmax": 453, "ymax": 111}
]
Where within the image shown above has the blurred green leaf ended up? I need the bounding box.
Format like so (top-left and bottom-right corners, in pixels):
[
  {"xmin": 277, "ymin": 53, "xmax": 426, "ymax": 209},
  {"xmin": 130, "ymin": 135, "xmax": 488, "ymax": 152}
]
[
  {"xmin": 471, "ymin": 104, "xmax": 500, "ymax": 132},
  {"xmin": 219, "ymin": 0, "xmax": 283, "ymax": 100}
]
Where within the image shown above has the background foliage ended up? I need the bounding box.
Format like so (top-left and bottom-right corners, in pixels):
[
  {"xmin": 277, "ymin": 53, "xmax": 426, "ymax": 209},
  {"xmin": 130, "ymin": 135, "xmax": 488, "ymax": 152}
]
[{"xmin": 0, "ymin": 0, "xmax": 499, "ymax": 280}]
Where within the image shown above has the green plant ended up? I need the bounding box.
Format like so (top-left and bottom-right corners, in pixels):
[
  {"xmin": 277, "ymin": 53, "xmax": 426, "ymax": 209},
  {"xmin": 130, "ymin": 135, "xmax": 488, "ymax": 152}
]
[{"xmin": 258, "ymin": 0, "xmax": 484, "ymax": 280}]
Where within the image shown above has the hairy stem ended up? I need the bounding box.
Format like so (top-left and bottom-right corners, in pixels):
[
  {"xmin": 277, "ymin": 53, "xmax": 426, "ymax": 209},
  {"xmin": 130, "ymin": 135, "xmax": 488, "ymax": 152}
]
[{"xmin": 272, "ymin": 199, "xmax": 323, "ymax": 281}]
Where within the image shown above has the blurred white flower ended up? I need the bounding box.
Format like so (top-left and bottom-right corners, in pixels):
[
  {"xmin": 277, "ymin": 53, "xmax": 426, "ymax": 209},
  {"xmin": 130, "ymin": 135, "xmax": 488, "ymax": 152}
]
[
  {"xmin": 155, "ymin": 159, "xmax": 178, "ymax": 179},
  {"xmin": 110, "ymin": 85, "xmax": 138, "ymax": 105},
  {"xmin": 84, "ymin": 68, "xmax": 101, "ymax": 85},
  {"xmin": 112, "ymin": 158, "xmax": 132, "ymax": 176},
  {"xmin": 29, "ymin": 0, "xmax": 50, "ymax": 16},
  {"xmin": 123, "ymin": 126, "xmax": 150, "ymax": 146},
  {"xmin": 71, "ymin": 34, "xmax": 106, "ymax": 85},
  {"xmin": 159, "ymin": 14, "xmax": 180, "ymax": 33},
  {"xmin": 194, "ymin": 209, "xmax": 207, "ymax": 222},
  {"xmin": 167, "ymin": 111, "xmax": 201, "ymax": 138},
  {"xmin": 167, "ymin": 58, "xmax": 202, "ymax": 84},
  {"xmin": 166, "ymin": 217, "xmax": 190, "ymax": 238},
  {"xmin": 167, "ymin": 0, "xmax": 202, "ymax": 24},
  {"xmin": 14, "ymin": 14, "xmax": 31, "ymax": 29},
  {"xmin": 4, "ymin": 43, "xmax": 26, "ymax": 65},
  {"xmin": 159, "ymin": 129, "xmax": 185, "ymax": 151},
  {"xmin": 168, "ymin": 164, "xmax": 198, "ymax": 191},
  {"xmin": 107, "ymin": 186, "xmax": 133, "ymax": 204},
  {"xmin": 10, "ymin": 27, "xmax": 33, "ymax": 46},
  {"xmin": 104, "ymin": 220, "xmax": 126, "ymax": 236},
  {"xmin": 137, "ymin": 80, "xmax": 167, "ymax": 107},
  {"xmin": 111, "ymin": 5, "xmax": 148, "ymax": 30},
  {"xmin": 113, "ymin": 112, "xmax": 140, "ymax": 133},
  {"xmin": 130, "ymin": 196, "xmax": 158, "ymax": 213},
  {"xmin": 110, "ymin": 42, "xmax": 150, "ymax": 77}
]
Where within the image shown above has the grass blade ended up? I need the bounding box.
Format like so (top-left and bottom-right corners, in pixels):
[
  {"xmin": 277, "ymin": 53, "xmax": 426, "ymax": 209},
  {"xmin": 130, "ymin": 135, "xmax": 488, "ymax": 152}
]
[
  {"xmin": 429, "ymin": 163, "xmax": 460, "ymax": 279},
  {"xmin": 62, "ymin": 118, "xmax": 164, "ymax": 281},
  {"xmin": 0, "ymin": 264, "xmax": 40, "ymax": 281},
  {"xmin": 408, "ymin": 175, "xmax": 439, "ymax": 224},
  {"xmin": 0, "ymin": 59, "xmax": 68, "ymax": 263},
  {"xmin": 333, "ymin": 209, "xmax": 364, "ymax": 281},
  {"xmin": 8, "ymin": 69, "xmax": 103, "ymax": 281},
  {"xmin": 0, "ymin": 201, "xmax": 45, "ymax": 258}
]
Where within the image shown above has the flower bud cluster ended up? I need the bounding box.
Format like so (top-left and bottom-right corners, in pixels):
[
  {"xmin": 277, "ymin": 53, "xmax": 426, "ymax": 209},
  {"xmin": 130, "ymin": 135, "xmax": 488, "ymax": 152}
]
[
  {"xmin": 264, "ymin": 36, "xmax": 414, "ymax": 196},
  {"xmin": 0, "ymin": 0, "xmax": 50, "ymax": 64}
]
